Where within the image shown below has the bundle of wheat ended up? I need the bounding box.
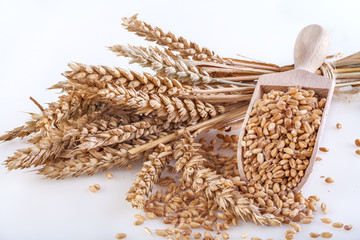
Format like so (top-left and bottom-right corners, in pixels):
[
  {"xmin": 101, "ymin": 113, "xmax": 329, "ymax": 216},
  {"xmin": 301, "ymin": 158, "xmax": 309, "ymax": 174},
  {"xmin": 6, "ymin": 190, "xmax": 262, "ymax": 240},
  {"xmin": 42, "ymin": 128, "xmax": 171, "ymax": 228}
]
[{"xmin": 2, "ymin": 14, "xmax": 357, "ymax": 235}]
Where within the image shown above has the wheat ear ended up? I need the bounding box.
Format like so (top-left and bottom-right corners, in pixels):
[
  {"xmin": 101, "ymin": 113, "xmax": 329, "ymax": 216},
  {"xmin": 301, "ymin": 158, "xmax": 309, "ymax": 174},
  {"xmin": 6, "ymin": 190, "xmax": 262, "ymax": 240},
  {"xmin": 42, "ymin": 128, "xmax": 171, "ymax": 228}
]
[
  {"xmin": 126, "ymin": 143, "xmax": 173, "ymax": 209},
  {"xmin": 37, "ymin": 144, "xmax": 141, "ymax": 179},
  {"xmin": 121, "ymin": 14, "xmax": 229, "ymax": 64}
]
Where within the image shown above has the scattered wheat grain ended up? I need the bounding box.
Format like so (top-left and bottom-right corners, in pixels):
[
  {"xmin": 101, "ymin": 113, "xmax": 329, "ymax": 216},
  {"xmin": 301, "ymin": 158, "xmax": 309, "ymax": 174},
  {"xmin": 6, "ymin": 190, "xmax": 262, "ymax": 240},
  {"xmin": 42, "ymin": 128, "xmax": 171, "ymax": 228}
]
[
  {"xmin": 285, "ymin": 234, "xmax": 294, "ymax": 240},
  {"xmin": 165, "ymin": 228, "xmax": 174, "ymax": 235},
  {"xmin": 289, "ymin": 222, "xmax": 301, "ymax": 232},
  {"xmin": 321, "ymin": 202, "xmax": 328, "ymax": 214},
  {"xmin": 155, "ymin": 229, "xmax": 167, "ymax": 237},
  {"xmin": 222, "ymin": 232, "xmax": 230, "ymax": 240},
  {"xmin": 135, "ymin": 214, "xmax": 146, "ymax": 221},
  {"xmin": 241, "ymin": 232, "xmax": 249, "ymax": 238},
  {"xmin": 332, "ymin": 222, "xmax": 343, "ymax": 228},
  {"xmin": 146, "ymin": 212, "xmax": 156, "ymax": 219},
  {"xmin": 344, "ymin": 224, "xmax": 352, "ymax": 230},
  {"xmin": 115, "ymin": 233, "xmax": 127, "ymax": 239},
  {"xmin": 300, "ymin": 217, "xmax": 312, "ymax": 224},
  {"xmin": 134, "ymin": 219, "xmax": 144, "ymax": 225},
  {"xmin": 144, "ymin": 227, "xmax": 152, "ymax": 235},
  {"xmin": 355, "ymin": 138, "xmax": 360, "ymax": 147},
  {"xmin": 309, "ymin": 232, "xmax": 320, "ymax": 238},
  {"xmin": 193, "ymin": 232, "xmax": 201, "ymax": 239},
  {"xmin": 89, "ymin": 185, "xmax": 96, "ymax": 193},
  {"xmin": 325, "ymin": 177, "xmax": 335, "ymax": 183},
  {"xmin": 321, "ymin": 232, "xmax": 333, "ymax": 238},
  {"xmin": 321, "ymin": 218, "xmax": 332, "ymax": 224},
  {"xmin": 319, "ymin": 147, "xmax": 329, "ymax": 152}
]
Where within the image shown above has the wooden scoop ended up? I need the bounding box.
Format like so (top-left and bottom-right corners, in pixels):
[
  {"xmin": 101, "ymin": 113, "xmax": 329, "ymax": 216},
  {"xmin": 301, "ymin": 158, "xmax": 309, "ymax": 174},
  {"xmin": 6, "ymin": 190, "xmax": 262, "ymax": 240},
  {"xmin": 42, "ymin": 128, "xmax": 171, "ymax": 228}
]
[{"xmin": 237, "ymin": 24, "xmax": 335, "ymax": 193}]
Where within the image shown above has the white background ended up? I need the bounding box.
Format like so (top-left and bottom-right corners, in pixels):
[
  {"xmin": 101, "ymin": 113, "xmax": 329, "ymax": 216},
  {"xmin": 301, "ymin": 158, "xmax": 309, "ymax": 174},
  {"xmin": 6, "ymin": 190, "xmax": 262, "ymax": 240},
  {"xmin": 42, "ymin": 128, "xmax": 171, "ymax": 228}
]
[{"xmin": 1, "ymin": 0, "xmax": 360, "ymax": 239}]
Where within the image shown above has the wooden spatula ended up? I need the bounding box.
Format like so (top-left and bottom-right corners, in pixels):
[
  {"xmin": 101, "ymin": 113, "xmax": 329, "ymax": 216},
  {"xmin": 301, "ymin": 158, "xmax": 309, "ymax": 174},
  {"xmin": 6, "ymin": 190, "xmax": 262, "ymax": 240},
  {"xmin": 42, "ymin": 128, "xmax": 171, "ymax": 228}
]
[{"xmin": 237, "ymin": 24, "xmax": 335, "ymax": 193}]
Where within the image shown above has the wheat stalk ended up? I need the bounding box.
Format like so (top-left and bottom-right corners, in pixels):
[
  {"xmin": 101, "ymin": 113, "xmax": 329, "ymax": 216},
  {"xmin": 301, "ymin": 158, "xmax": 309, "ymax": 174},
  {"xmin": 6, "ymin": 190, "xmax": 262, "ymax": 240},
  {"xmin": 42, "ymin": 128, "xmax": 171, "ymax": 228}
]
[
  {"xmin": 4, "ymin": 108, "xmax": 132, "ymax": 170},
  {"xmin": 37, "ymin": 129, "xmax": 173, "ymax": 179},
  {"xmin": 59, "ymin": 75, "xmax": 229, "ymax": 123},
  {"xmin": 0, "ymin": 93, "xmax": 107, "ymax": 142},
  {"xmin": 76, "ymin": 118, "xmax": 177, "ymax": 150},
  {"xmin": 191, "ymin": 168, "xmax": 274, "ymax": 225},
  {"xmin": 122, "ymin": 14, "xmax": 229, "ymax": 64},
  {"xmin": 0, "ymin": 113, "xmax": 42, "ymax": 141},
  {"xmin": 110, "ymin": 45, "xmax": 213, "ymax": 83},
  {"xmin": 60, "ymin": 63, "xmax": 190, "ymax": 95},
  {"xmin": 37, "ymin": 144, "xmax": 140, "ymax": 179},
  {"xmin": 173, "ymin": 135, "xmax": 205, "ymax": 186},
  {"xmin": 171, "ymin": 134, "xmax": 274, "ymax": 225},
  {"xmin": 110, "ymin": 45, "xmax": 256, "ymax": 87},
  {"xmin": 59, "ymin": 63, "xmax": 243, "ymax": 123},
  {"xmin": 126, "ymin": 143, "xmax": 173, "ymax": 209},
  {"xmin": 128, "ymin": 105, "xmax": 248, "ymax": 155}
]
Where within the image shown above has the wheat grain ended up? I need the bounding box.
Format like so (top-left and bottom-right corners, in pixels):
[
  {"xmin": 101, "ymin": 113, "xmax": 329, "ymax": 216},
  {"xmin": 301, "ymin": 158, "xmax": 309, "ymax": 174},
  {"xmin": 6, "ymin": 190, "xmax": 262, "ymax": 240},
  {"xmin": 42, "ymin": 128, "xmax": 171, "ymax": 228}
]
[
  {"xmin": 155, "ymin": 229, "xmax": 167, "ymax": 237},
  {"xmin": 221, "ymin": 232, "xmax": 230, "ymax": 240},
  {"xmin": 135, "ymin": 214, "xmax": 146, "ymax": 221},
  {"xmin": 89, "ymin": 185, "xmax": 96, "ymax": 193},
  {"xmin": 289, "ymin": 222, "xmax": 301, "ymax": 232},
  {"xmin": 309, "ymin": 232, "xmax": 320, "ymax": 238},
  {"xmin": 321, "ymin": 232, "xmax": 333, "ymax": 238},
  {"xmin": 115, "ymin": 233, "xmax": 127, "ymax": 239},
  {"xmin": 321, "ymin": 218, "xmax": 332, "ymax": 224},
  {"xmin": 146, "ymin": 212, "xmax": 156, "ymax": 219},
  {"xmin": 344, "ymin": 224, "xmax": 352, "ymax": 230},
  {"xmin": 193, "ymin": 232, "xmax": 201, "ymax": 239},
  {"xmin": 332, "ymin": 222, "xmax": 343, "ymax": 228},
  {"xmin": 325, "ymin": 177, "xmax": 335, "ymax": 183},
  {"xmin": 355, "ymin": 138, "xmax": 360, "ymax": 147},
  {"xmin": 319, "ymin": 147, "xmax": 329, "ymax": 152},
  {"xmin": 321, "ymin": 202, "xmax": 328, "ymax": 214},
  {"xmin": 134, "ymin": 219, "xmax": 144, "ymax": 225},
  {"xmin": 241, "ymin": 232, "xmax": 249, "ymax": 238}
]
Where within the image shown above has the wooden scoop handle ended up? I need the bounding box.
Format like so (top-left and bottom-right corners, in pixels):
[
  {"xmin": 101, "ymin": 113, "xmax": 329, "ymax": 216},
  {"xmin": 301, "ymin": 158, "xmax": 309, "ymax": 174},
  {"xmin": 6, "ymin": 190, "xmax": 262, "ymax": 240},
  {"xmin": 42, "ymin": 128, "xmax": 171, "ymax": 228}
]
[{"xmin": 294, "ymin": 24, "xmax": 330, "ymax": 73}]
